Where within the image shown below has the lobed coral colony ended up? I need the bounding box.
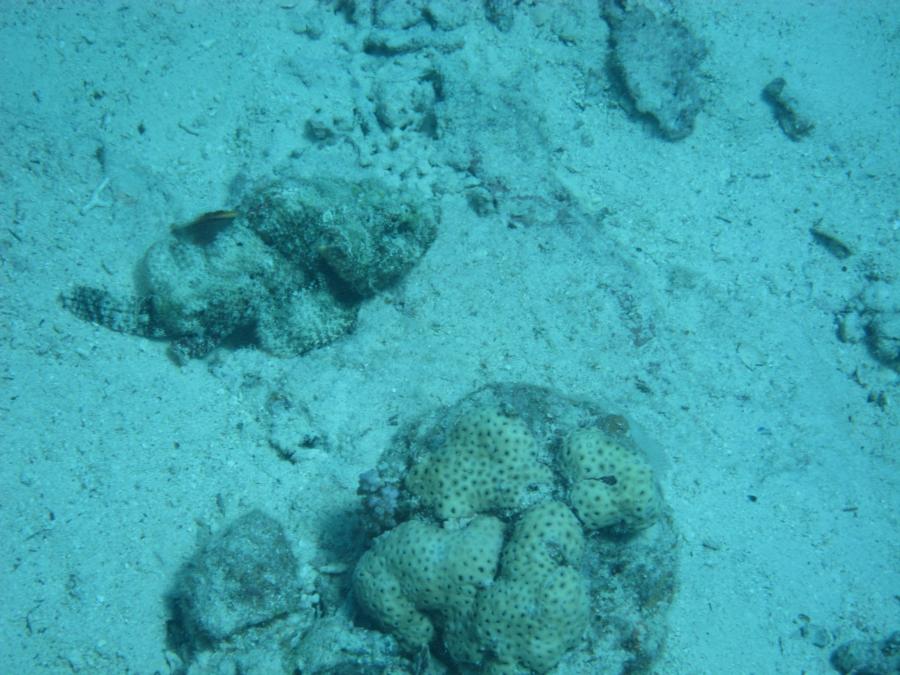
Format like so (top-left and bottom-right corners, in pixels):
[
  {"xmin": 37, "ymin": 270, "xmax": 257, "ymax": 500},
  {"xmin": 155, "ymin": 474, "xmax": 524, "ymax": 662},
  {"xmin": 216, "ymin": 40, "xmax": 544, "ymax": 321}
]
[{"xmin": 354, "ymin": 384, "xmax": 677, "ymax": 674}]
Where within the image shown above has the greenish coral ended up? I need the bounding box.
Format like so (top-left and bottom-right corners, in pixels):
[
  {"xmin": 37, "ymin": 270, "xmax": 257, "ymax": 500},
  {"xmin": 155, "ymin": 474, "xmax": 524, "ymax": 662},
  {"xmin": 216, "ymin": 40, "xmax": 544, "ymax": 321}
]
[
  {"xmin": 404, "ymin": 408, "xmax": 553, "ymax": 520},
  {"xmin": 559, "ymin": 428, "xmax": 660, "ymax": 533},
  {"xmin": 352, "ymin": 516, "xmax": 504, "ymax": 652},
  {"xmin": 476, "ymin": 500, "xmax": 589, "ymax": 673},
  {"xmin": 353, "ymin": 399, "xmax": 669, "ymax": 673}
]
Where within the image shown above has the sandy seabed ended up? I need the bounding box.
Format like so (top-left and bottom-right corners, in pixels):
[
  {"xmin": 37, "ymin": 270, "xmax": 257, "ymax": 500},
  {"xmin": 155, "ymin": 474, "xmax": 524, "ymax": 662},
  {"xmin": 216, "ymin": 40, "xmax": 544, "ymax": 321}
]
[{"xmin": 1, "ymin": 2, "xmax": 897, "ymax": 673}]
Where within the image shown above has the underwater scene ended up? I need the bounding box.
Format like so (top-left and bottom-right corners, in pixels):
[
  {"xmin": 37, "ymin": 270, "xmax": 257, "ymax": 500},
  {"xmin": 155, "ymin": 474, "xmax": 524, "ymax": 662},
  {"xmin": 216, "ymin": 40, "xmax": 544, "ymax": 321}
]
[{"xmin": 1, "ymin": 2, "xmax": 897, "ymax": 674}]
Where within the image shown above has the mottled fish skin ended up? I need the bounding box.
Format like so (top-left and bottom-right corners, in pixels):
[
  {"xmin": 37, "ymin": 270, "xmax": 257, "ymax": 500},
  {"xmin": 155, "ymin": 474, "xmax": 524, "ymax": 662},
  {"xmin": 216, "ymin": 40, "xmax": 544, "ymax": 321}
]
[
  {"xmin": 59, "ymin": 286, "xmax": 164, "ymax": 338},
  {"xmin": 59, "ymin": 178, "xmax": 436, "ymax": 360},
  {"xmin": 168, "ymin": 333, "xmax": 220, "ymax": 364}
]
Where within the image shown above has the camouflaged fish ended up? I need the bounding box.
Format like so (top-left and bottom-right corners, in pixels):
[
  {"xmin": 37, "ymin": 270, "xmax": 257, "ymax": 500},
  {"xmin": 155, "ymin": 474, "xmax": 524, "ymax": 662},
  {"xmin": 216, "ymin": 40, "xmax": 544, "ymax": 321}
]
[{"xmin": 60, "ymin": 177, "xmax": 438, "ymax": 362}]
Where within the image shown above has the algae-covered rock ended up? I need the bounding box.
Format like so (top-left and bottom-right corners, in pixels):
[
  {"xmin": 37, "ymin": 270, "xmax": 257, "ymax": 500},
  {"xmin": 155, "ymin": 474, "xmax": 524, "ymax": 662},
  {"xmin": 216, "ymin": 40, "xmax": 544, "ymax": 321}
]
[{"xmin": 170, "ymin": 510, "xmax": 309, "ymax": 644}]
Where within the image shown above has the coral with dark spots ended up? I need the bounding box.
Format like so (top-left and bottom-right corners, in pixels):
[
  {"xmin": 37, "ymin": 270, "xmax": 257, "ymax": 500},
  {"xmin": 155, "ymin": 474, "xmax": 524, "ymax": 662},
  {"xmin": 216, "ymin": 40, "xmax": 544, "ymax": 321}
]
[{"xmin": 353, "ymin": 383, "xmax": 678, "ymax": 674}]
